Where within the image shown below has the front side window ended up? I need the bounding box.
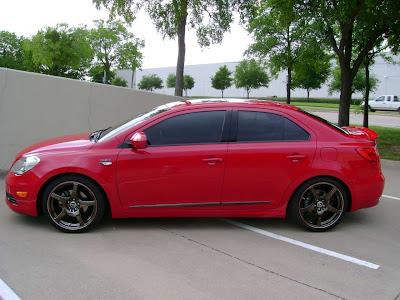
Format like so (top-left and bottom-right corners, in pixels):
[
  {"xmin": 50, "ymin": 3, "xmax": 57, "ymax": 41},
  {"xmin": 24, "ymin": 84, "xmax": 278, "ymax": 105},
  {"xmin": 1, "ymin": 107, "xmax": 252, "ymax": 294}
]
[
  {"xmin": 376, "ymin": 96, "xmax": 385, "ymax": 102},
  {"xmin": 144, "ymin": 111, "xmax": 226, "ymax": 146},
  {"xmin": 236, "ymin": 111, "xmax": 310, "ymax": 142}
]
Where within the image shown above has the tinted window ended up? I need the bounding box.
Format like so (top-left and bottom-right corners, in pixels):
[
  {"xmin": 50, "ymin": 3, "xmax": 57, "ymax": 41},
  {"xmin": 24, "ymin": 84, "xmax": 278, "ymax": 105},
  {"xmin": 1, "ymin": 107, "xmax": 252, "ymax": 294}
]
[
  {"xmin": 237, "ymin": 111, "xmax": 309, "ymax": 142},
  {"xmin": 237, "ymin": 111, "xmax": 283, "ymax": 141},
  {"xmin": 284, "ymin": 118, "xmax": 310, "ymax": 141},
  {"xmin": 394, "ymin": 96, "xmax": 399, "ymax": 102},
  {"xmin": 376, "ymin": 96, "xmax": 385, "ymax": 101},
  {"xmin": 144, "ymin": 111, "xmax": 226, "ymax": 146}
]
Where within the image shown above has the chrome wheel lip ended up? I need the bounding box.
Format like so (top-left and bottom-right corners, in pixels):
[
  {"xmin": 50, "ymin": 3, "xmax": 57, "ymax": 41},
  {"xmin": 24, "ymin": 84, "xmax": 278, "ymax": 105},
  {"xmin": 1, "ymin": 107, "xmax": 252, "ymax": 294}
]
[
  {"xmin": 47, "ymin": 181, "xmax": 98, "ymax": 231},
  {"xmin": 298, "ymin": 182, "xmax": 344, "ymax": 229}
]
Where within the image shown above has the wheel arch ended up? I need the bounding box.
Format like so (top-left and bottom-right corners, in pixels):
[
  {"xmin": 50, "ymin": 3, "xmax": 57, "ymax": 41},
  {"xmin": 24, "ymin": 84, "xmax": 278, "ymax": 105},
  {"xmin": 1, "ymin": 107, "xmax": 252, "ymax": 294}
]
[
  {"xmin": 36, "ymin": 172, "xmax": 111, "ymax": 217},
  {"xmin": 285, "ymin": 175, "xmax": 352, "ymax": 216}
]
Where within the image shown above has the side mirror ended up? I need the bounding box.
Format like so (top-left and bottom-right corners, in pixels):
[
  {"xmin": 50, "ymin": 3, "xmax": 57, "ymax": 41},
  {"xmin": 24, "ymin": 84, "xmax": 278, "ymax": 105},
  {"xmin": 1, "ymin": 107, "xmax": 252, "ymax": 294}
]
[{"xmin": 130, "ymin": 132, "xmax": 147, "ymax": 149}]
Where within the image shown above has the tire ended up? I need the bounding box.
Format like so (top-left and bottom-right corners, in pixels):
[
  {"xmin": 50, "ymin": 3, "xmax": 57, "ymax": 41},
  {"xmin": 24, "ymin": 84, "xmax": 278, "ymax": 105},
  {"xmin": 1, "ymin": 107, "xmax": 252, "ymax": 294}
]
[
  {"xmin": 290, "ymin": 177, "xmax": 348, "ymax": 232},
  {"xmin": 369, "ymin": 106, "xmax": 375, "ymax": 112},
  {"xmin": 42, "ymin": 175, "xmax": 105, "ymax": 233},
  {"xmin": 398, "ymin": 107, "xmax": 400, "ymax": 113}
]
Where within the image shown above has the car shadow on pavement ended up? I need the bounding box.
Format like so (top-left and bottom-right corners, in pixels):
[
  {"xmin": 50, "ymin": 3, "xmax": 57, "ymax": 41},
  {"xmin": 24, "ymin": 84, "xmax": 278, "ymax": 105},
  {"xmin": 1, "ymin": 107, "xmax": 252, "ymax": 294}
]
[{"xmin": 97, "ymin": 215, "xmax": 299, "ymax": 233}]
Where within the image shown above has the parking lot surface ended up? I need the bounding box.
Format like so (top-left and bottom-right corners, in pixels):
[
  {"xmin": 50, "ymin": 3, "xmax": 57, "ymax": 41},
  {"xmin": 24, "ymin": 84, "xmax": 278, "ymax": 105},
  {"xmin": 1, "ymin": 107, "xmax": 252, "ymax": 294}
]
[
  {"xmin": 1, "ymin": 161, "xmax": 399, "ymax": 300},
  {"xmin": 310, "ymin": 110, "xmax": 400, "ymax": 128}
]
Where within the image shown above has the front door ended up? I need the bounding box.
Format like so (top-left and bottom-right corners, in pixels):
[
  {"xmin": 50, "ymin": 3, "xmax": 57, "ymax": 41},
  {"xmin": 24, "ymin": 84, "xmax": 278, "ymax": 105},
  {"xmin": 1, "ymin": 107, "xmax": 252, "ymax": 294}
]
[{"xmin": 117, "ymin": 110, "xmax": 229, "ymax": 209}]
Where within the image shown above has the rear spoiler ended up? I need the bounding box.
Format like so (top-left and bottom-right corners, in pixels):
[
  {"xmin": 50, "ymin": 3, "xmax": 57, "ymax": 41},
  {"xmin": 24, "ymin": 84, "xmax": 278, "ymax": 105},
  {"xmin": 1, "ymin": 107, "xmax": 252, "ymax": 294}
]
[{"xmin": 342, "ymin": 126, "xmax": 379, "ymax": 141}]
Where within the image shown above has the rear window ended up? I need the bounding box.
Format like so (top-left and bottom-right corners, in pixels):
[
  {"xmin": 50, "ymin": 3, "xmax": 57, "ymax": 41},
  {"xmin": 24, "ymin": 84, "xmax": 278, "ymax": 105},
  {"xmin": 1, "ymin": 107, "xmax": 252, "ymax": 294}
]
[{"xmin": 298, "ymin": 108, "xmax": 348, "ymax": 135}]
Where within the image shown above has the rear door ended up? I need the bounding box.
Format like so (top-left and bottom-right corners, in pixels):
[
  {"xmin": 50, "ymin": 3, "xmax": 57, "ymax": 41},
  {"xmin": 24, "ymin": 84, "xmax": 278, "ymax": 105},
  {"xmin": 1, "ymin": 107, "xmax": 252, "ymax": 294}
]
[
  {"xmin": 390, "ymin": 96, "xmax": 400, "ymax": 110},
  {"xmin": 222, "ymin": 109, "xmax": 316, "ymax": 209}
]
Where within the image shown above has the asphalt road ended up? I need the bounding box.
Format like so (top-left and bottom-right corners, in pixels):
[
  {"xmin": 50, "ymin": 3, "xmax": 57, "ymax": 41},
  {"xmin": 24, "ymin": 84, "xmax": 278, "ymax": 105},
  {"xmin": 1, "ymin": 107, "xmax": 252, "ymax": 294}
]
[
  {"xmin": 308, "ymin": 110, "xmax": 400, "ymax": 128},
  {"xmin": 1, "ymin": 161, "xmax": 400, "ymax": 300}
]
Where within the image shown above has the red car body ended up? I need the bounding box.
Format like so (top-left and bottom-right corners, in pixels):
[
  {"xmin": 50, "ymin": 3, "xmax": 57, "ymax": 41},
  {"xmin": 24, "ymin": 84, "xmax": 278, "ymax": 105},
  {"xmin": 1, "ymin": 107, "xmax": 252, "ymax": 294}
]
[{"xmin": 5, "ymin": 100, "xmax": 384, "ymax": 232}]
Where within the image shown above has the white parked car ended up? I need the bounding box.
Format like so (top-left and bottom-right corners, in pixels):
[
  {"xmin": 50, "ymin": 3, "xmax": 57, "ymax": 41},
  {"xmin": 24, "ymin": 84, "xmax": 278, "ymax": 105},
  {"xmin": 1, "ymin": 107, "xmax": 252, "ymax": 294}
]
[{"xmin": 365, "ymin": 95, "xmax": 400, "ymax": 112}]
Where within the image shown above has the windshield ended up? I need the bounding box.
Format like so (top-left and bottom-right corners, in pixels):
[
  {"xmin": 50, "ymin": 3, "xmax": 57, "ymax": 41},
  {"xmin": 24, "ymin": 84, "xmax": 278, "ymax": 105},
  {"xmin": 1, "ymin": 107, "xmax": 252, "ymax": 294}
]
[
  {"xmin": 298, "ymin": 108, "xmax": 349, "ymax": 135},
  {"xmin": 97, "ymin": 104, "xmax": 170, "ymax": 142}
]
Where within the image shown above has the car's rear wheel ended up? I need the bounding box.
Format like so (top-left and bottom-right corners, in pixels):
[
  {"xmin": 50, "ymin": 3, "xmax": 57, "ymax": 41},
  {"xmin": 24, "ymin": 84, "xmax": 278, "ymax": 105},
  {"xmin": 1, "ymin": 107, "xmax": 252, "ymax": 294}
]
[
  {"xmin": 42, "ymin": 175, "xmax": 105, "ymax": 233},
  {"xmin": 290, "ymin": 178, "xmax": 348, "ymax": 232}
]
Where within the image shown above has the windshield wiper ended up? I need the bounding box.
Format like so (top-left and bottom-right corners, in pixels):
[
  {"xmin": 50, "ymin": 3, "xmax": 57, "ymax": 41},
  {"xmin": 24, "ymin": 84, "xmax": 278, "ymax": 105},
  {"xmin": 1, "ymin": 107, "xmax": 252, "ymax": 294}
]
[{"xmin": 89, "ymin": 127, "xmax": 111, "ymax": 142}]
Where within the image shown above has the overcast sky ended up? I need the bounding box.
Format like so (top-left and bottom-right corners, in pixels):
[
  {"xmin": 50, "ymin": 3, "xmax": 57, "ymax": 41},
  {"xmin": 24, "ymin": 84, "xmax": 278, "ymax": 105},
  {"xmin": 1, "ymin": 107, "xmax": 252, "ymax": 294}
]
[{"xmin": 0, "ymin": 0, "xmax": 252, "ymax": 69}]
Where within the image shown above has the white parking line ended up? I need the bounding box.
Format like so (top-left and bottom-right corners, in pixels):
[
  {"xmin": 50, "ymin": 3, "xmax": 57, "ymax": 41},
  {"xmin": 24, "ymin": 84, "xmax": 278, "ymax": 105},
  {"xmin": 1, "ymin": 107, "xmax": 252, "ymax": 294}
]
[
  {"xmin": 382, "ymin": 194, "xmax": 400, "ymax": 201},
  {"xmin": 222, "ymin": 218, "xmax": 380, "ymax": 270},
  {"xmin": 0, "ymin": 279, "xmax": 20, "ymax": 300}
]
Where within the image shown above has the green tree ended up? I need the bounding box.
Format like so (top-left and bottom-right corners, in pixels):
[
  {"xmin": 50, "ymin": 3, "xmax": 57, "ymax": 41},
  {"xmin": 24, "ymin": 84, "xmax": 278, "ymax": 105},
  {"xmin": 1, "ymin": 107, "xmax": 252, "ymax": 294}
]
[
  {"xmin": 234, "ymin": 59, "xmax": 270, "ymax": 99},
  {"xmin": 166, "ymin": 73, "xmax": 195, "ymax": 96},
  {"xmin": 88, "ymin": 65, "xmax": 116, "ymax": 83},
  {"xmin": 246, "ymin": 0, "xmax": 317, "ymax": 104},
  {"xmin": 93, "ymin": 0, "xmax": 254, "ymax": 96},
  {"xmin": 166, "ymin": 73, "xmax": 176, "ymax": 89},
  {"xmin": 0, "ymin": 31, "xmax": 25, "ymax": 70},
  {"xmin": 111, "ymin": 76, "xmax": 128, "ymax": 87},
  {"xmin": 90, "ymin": 19, "xmax": 143, "ymax": 84},
  {"xmin": 24, "ymin": 23, "xmax": 93, "ymax": 79},
  {"xmin": 211, "ymin": 65, "xmax": 233, "ymax": 97},
  {"xmin": 328, "ymin": 66, "xmax": 379, "ymax": 98},
  {"xmin": 272, "ymin": 0, "xmax": 400, "ymax": 126},
  {"xmin": 292, "ymin": 49, "xmax": 331, "ymax": 101},
  {"xmin": 138, "ymin": 74, "xmax": 163, "ymax": 92},
  {"xmin": 117, "ymin": 39, "xmax": 144, "ymax": 88}
]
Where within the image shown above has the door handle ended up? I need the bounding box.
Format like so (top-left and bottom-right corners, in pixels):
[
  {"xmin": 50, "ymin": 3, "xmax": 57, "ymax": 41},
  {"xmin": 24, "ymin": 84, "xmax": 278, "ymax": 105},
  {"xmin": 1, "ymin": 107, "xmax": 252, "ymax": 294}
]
[
  {"xmin": 287, "ymin": 154, "xmax": 306, "ymax": 162},
  {"xmin": 202, "ymin": 158, "xmax": 223, "ymax": 165}
]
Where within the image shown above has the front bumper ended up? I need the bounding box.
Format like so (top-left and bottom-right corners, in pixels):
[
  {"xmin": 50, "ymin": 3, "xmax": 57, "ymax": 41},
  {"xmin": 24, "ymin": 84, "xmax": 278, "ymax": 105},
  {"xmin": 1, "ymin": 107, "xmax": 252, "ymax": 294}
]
[{"xmin": 5, "ymin": 171, "xmax": 41, "ymax": 216}]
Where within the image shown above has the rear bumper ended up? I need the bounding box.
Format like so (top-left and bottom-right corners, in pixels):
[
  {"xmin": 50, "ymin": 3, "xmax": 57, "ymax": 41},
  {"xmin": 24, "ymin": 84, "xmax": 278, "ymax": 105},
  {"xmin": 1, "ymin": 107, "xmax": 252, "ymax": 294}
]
[
  {"xmin": 5, "ymin": 172, "xmax": 40, "ymax": 216},
  {"xmin": 350, "ymin": 169, "xmax": 385, "ymax": 212}
]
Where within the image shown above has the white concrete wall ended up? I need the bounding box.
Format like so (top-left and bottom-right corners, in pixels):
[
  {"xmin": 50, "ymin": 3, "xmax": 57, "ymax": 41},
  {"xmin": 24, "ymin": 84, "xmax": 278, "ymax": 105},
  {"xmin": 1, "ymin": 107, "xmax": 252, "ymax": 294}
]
[{"xmin": 0, "ymin": 68, "xmax": 181, "ymax": 171}]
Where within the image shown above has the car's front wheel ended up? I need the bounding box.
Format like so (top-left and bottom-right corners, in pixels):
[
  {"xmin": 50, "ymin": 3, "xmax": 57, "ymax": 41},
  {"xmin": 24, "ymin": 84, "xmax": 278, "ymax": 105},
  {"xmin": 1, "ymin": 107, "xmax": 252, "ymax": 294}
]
[
  {"xmin": 42, "ymin": 175, "xmax": 105, "ymax": 233},
  {"xmin": 369, "ymin": 106, "xmax": 375, "ymax": 112},
  {"xmin": 290, "ymin": 178, "xmax": 348, "ymax": 232}
]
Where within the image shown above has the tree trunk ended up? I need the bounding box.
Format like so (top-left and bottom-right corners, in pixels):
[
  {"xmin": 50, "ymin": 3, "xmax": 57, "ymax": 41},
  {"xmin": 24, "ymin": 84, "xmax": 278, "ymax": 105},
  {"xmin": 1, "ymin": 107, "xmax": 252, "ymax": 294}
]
[
  {"xmin": 307, "ymin": 89, "xmax": 310, "ymax": 102},
  {"xmin": 130, "ymin": 68, "xmax": 135, "ymax": 89},
  {"xmin": 363, "ymin": 62, "xmax": 370, "ymax": 128},
  {"xmin": 175, "ymin": 13, "xmax": 187, "ymax": 97},
  {"xmin": 338, "ymin": 65, "xmax": 352, "ymax": 127},
  {"xmin": 286, "ymin": 67, "xmax": 291, "ymax": 104},
  {"xmin": 105, "ymin": 61, "xmax": 111, "ymax": 84},
  {"xmin": 221, "ymin": 90, "xmax": 224, "ymax": 98},
  {"xmin": 247, "ymin": 88, "xmax": 250, "ymax": 99}
]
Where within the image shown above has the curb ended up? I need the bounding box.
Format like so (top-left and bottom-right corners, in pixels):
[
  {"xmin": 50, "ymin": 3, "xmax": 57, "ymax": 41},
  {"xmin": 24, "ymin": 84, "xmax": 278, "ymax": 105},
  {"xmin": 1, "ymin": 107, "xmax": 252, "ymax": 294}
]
[{"xmin": 380, "ymin": 159, "xmax": 400, "ymax": 168}]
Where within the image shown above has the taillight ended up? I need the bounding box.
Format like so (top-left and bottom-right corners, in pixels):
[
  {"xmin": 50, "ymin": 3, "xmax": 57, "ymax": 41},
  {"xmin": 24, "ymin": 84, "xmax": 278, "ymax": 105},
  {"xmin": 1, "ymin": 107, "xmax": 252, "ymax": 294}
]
[{"xmin": 356, "ymin": 147, "xmax": 378, "ymax": 162}]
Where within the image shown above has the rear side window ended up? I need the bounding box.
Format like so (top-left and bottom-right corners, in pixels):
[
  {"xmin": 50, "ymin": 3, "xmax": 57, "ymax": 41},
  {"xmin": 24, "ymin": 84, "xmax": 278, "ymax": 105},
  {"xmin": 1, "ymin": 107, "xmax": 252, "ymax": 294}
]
[
  {"xmin": 144, "ymin": 111, "xmax": 226, "ymax": 146},
  {"xmin": 284, "ymin": 118, "xmax": 310, "ymax": 141},
  {"xmin": 236, "ymin": 111, "xmax": 309, "ymax": 142}
]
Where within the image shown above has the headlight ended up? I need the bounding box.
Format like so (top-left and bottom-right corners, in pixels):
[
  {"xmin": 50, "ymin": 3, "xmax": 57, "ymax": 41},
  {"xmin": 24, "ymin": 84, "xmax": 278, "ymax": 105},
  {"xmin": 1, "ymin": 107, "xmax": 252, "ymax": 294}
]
[{"xmin": 10, "ymin": 156, "xmax": 41, "ymax": 175}]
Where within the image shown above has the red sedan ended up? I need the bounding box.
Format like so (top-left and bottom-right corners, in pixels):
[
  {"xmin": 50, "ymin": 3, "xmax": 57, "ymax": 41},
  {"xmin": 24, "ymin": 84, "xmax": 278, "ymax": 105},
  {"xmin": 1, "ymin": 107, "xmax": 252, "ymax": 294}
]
[{"xmin": 5, "ymin": 99, "xmax": 384, "ymax": 232}]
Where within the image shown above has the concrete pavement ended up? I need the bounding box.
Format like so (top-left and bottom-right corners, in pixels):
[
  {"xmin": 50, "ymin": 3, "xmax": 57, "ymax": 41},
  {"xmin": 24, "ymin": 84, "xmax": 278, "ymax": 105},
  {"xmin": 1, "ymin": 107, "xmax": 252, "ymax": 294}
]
[{"xmin": 1, "ymin": 161, "xmax": 399, "ymax": 300}]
